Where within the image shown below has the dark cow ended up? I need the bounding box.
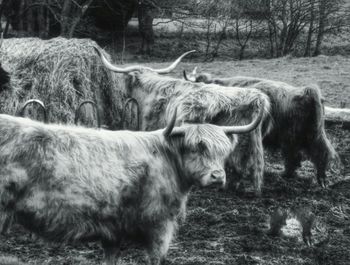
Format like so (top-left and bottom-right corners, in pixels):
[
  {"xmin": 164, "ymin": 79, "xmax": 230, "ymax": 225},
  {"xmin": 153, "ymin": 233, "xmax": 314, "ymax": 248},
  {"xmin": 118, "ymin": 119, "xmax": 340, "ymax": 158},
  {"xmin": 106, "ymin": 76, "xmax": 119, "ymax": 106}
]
[
  {"xmin": 94, "ymin": 48, "xmax": 271, "ymax": 195},
  {"xmin": 0, "ymin": 110, "xmax": 262, "ymax": 265},
  {"xmin": 183, "ymin": 69, "xmax": 339, "ymax": 187}
]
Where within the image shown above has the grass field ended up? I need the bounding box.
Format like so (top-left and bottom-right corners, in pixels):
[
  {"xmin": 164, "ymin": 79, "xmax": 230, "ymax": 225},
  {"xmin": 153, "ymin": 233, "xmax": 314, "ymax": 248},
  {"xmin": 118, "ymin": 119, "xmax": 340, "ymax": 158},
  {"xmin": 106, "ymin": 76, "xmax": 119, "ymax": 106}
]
[{"xmin": 0, "ymin": 55, "xmax": 349, "ymax": 265}]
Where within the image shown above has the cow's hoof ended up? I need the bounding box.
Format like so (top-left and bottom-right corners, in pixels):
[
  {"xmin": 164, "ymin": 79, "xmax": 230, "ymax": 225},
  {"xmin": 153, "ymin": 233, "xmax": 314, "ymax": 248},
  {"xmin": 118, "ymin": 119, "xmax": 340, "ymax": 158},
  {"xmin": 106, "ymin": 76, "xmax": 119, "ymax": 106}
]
[
  {"xmin": 303, "ymin": 235, "xmax": 313, "ymax": 247},
  {"xmin": 317, "ymin": 178, "xmax": 327, "ymax": 189}
]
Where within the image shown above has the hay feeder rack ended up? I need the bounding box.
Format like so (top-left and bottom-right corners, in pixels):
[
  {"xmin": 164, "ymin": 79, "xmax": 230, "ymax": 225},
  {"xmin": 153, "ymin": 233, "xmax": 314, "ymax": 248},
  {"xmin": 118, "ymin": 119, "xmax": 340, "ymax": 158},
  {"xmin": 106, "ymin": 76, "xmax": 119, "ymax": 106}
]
[
  {"xmin": 17, "ymin": 99, "xmax": 48, "ymax": 123},
  {"xmin": 122, "ymin": 97, "xmax": 140, "ymax": 131},
  {"xmin": 74, "ymin": 100, "xmax": 101, "ymax": 129}
]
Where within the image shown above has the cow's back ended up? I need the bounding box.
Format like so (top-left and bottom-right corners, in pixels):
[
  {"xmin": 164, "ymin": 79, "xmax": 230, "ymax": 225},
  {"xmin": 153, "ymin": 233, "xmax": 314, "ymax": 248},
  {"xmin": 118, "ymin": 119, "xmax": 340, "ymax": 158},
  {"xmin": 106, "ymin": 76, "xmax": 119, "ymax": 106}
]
[{"xmin": 0, "ymin": 114, "xmax": 182, "ymax": 243}]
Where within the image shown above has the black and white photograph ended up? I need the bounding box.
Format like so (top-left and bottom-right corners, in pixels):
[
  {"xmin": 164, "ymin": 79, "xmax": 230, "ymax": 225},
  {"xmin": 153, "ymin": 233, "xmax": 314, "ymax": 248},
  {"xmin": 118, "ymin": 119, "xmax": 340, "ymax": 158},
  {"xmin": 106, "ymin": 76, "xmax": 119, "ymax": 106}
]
[{"xmin": 0, "ymin": 0, "xmax": 349, "ymax": 264}]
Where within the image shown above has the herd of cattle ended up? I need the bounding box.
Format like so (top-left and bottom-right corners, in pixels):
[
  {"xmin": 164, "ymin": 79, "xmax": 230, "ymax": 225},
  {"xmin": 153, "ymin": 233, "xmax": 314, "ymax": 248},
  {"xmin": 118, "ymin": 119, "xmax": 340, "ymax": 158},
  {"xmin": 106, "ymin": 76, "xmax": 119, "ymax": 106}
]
[{"xmin": 0, "ymin": 45, "xmax": 342, "ymax": 265}]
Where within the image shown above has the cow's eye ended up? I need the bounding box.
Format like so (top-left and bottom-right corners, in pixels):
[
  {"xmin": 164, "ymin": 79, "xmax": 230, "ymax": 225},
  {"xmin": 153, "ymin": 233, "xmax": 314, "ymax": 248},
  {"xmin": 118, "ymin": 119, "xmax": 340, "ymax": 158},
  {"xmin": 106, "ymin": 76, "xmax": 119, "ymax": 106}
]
[{"xmin": 198, "ymin": 141, "xmax": 207, "ymax": 153}]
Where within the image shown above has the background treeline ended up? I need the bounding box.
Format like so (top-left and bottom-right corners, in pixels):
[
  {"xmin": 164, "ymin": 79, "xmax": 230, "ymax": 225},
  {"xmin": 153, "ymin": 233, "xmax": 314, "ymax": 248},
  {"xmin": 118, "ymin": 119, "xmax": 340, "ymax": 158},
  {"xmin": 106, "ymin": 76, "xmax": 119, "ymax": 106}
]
[{"xmin": 0, "ymin": 0, "xmax": 350, "ymax": 60}]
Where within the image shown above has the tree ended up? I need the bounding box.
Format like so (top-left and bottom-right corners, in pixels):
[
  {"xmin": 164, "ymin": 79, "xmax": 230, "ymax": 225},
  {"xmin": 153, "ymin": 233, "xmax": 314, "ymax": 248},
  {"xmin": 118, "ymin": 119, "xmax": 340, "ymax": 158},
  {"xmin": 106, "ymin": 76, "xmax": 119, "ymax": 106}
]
[
  {"xmin": 265, "ymin": 0, "xmax": 314, "ymax": 57},
  {"xmin": 313, "ymin": 0, "xmax": 345, "ymax": 56},
  {"xmin": 2, "ymin": 0, "xmax": 136, "ymax": 38},
  {"xmin": 60, "ymin": 0, "xmax": 94, "ymax": 38},
  {"xmin": 304, "ymin": 0, "xmax": 315, "ymax": 56},
  {"xmin": 191, "ymin": 0, "xmax": 231, "ymax": 61},
  {"xmin": 138, "ymin": 0, "xmax": 157, "ymax": 54},
  {"xmin": 231, "ymin": 0, "xmax": 265, "ymax": 60}
]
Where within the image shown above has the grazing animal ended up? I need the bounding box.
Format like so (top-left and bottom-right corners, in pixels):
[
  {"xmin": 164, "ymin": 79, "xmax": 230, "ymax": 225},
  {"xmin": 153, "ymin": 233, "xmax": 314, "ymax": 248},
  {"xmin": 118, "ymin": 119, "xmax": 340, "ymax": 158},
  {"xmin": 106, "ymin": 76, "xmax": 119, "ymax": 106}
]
[
  {"xmin": 95, "ymin": 48, "xmax": 271, "ymax": 196},
  {"xmin": 0, "ymin": 110, "xmax": 262, "ymax": 265},
  {"xmin": 183, "ymin": 69, "xmax": 339, "ymax": 187}
]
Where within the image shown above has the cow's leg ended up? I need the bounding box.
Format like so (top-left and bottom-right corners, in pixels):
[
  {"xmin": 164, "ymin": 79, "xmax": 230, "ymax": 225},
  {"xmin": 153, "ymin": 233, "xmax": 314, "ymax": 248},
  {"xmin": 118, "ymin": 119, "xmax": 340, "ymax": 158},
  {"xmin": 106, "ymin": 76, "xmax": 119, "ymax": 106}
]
[
  {"xmin": 308, "ymin": 144, "xmax": 329, "ymax": 188},
  {"xmin": 314, "ymin": 158, "xmax": 327, "ymax": 188},
  {"xmin": 146, "ymin": 220, "xmax": 175, "ymax": 265},
  {"xmin": 307, "ymin": 131, "xmax": 338, "ymax": 188},
  {"xmin": 0, "ymin": 164, "xmax": 28, "ymax": 235},
  {"xmin": 102, "ymin": 240, "xmax": 121, "ymax": 265},
  {"xmin": 0, "ymin": 214, "xmax": 13, "ymax": 235},
  {"xmin": 281, "ymin": 145, "xmax": 302, "ymax": 179}
]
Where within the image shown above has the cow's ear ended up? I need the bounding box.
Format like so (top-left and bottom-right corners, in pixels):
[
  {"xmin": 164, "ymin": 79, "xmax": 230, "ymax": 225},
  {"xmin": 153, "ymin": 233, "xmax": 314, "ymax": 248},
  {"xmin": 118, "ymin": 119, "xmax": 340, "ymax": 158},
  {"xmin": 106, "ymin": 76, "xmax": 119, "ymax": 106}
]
[{"xmin": 127, "ymin": 72, "xmax": 137, "ymax": 85}]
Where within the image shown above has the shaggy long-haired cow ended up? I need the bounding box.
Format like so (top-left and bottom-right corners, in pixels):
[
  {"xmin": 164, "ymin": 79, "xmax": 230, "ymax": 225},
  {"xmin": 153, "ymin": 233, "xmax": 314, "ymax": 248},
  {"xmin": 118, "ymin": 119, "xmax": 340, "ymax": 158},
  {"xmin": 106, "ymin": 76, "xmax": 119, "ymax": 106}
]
[
  {"xmin": 0, "ymin": 109, "xmax": 263, "ymax": 265},
  {"xmin": 95, "ymin": 48, "xmax": 271, "ymax": 196},
  {"xmin": 183, "ymin": 68, "xmax": 339, "ymax": 187}
]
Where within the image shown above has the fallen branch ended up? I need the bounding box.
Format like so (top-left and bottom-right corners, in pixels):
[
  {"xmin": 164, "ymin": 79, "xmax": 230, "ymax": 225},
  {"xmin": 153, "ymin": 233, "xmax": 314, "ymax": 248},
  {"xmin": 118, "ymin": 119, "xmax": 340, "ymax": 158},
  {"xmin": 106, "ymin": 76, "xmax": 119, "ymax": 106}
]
[{"xmin": 325, "ymin": 106, "xmax": 350, "ymax": 130}]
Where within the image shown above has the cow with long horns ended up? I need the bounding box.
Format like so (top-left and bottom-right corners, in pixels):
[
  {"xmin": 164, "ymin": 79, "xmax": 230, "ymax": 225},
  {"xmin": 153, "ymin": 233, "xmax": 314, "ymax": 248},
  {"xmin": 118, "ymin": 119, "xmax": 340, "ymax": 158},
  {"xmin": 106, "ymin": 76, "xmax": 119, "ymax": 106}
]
[
  {"xmin": 94, "ymin": 48, "xmax": 271, "ymax": 195},
  {"xmin": 183, "ymin": 69, "xmax": 339, "ymax": 187},
  {"xmin": 0, "ymin": 109, "xmax": 262, "ymax": 265}
]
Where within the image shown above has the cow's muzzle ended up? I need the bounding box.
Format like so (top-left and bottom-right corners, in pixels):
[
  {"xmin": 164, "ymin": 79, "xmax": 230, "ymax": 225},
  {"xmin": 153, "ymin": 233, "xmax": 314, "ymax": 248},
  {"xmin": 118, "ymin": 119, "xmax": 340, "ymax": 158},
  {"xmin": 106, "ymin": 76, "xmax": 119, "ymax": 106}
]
[{"xmin": 210, "ymin": 169, "xmax": 226, "ymax": 188}]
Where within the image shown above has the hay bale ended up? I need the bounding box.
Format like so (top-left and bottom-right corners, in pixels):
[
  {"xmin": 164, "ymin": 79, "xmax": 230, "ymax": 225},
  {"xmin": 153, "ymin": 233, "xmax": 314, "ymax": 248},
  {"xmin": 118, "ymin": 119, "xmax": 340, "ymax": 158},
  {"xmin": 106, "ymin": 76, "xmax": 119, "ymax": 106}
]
[{"xmin": 0, "ymin": 37, "xmax": 125, "ymax": 129}]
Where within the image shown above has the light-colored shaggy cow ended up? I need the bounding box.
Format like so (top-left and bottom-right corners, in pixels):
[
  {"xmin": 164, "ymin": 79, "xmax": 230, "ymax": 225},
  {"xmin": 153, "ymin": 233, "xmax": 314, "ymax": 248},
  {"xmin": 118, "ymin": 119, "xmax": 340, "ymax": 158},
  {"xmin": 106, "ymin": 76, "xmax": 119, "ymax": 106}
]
[{"xmin": 0, "ymin": 109, "xmax": 262, "ymax": 265}]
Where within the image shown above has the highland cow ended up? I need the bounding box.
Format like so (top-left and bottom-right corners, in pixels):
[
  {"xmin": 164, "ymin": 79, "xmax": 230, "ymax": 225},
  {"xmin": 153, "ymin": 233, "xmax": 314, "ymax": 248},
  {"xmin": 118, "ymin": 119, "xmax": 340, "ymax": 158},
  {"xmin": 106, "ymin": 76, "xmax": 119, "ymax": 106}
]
[
  {"xmin": 183, "ymin": 69, "xmax": 339, "ymax": 187},
  {"xmin": 0, "ymin": 110, "xmax": 262, "ymax": 265},
  {"xmin": 95, "ymin": 48, "xmax": 271, "ymax": 195}
]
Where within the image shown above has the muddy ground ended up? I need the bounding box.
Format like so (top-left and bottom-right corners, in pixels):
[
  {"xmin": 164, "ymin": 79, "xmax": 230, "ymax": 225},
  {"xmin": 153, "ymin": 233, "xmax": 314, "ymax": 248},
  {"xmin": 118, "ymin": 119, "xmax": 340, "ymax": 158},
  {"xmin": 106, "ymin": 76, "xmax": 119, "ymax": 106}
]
[{"xmin": 0, "ymin": 56, "xmax": 349, "ymax": 265}]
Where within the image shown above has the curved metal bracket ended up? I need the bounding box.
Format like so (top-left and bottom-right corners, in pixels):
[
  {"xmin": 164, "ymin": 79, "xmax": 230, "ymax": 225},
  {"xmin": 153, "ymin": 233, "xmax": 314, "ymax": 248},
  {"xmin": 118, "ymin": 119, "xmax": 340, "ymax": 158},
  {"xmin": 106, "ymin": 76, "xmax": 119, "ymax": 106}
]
[
  {"xmin": 18, "ymin": 99, "xmax": 48, "ymax": 123},
  {"xmin": 122, "ymin": 97, "xmax": 140, "ymax": 130},
  {"xmin": 74, "ymin": 100, "xmax": 101, "ymax": 128}
]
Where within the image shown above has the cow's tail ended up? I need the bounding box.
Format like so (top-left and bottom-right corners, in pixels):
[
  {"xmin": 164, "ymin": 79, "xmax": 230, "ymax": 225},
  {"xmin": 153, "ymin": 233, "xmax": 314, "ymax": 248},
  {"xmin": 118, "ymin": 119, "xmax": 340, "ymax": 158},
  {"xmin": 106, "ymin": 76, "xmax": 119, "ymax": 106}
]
[
  {"xmin": 256, "ymin": 92, "xmax": 273, "ymax": 138},
  {"xmin": 0, "ymin": 164, "xmax": 28, "ymax": 234}
]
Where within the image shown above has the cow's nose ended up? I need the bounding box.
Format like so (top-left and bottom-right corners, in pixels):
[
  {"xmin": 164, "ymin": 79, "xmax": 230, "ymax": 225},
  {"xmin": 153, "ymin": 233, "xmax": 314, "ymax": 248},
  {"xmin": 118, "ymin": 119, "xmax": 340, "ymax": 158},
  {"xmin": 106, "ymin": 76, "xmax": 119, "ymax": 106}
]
[{"xmin": 211, "ymin": 170, "xmax": 226, "ymax": 182}]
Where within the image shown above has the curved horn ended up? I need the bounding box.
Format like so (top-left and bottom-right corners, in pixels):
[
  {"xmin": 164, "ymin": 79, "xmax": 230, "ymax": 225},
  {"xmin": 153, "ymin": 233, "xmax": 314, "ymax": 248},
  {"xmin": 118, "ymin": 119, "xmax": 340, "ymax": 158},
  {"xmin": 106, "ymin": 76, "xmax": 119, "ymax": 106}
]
[
  {"xmin": 222, "ymin": 100, "xmax": 265, "ymax": 134},
  {"xmin": 93, "ymin": 47, "xmax": 147, "ymax": 73},
  {"xmin": 183, "ymin": 70, "xmax": 189, "ymax": 81},
  {"xmin": 183, "ymin": 70, "xmax": 196, "ymax": 82},
  {"xmin": 94, "ymin": 46, "xmax": 196, "ymax": 74},
  {"xmin": 163, "ymin": 108, "xmax": 184, "ymax": 137},
  {"xmin": 18, "ymin": 99, "xmax": 48, "ymax": 123},
  {"xmin": 153, "ymin": 50, "xmax": 196, "ymax": 74}
]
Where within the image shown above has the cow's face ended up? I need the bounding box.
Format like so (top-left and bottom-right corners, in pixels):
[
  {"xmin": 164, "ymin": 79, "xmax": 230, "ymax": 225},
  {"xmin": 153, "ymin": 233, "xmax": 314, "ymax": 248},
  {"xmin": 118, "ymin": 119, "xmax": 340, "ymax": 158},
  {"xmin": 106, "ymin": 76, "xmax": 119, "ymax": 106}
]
[
  {"xmin": 177, "ymin": 124, "xmax": 235, "ymax": 188},
  {"xmin": 163, "ymin": 102, "xmax": 264, "ymax": 188}
]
